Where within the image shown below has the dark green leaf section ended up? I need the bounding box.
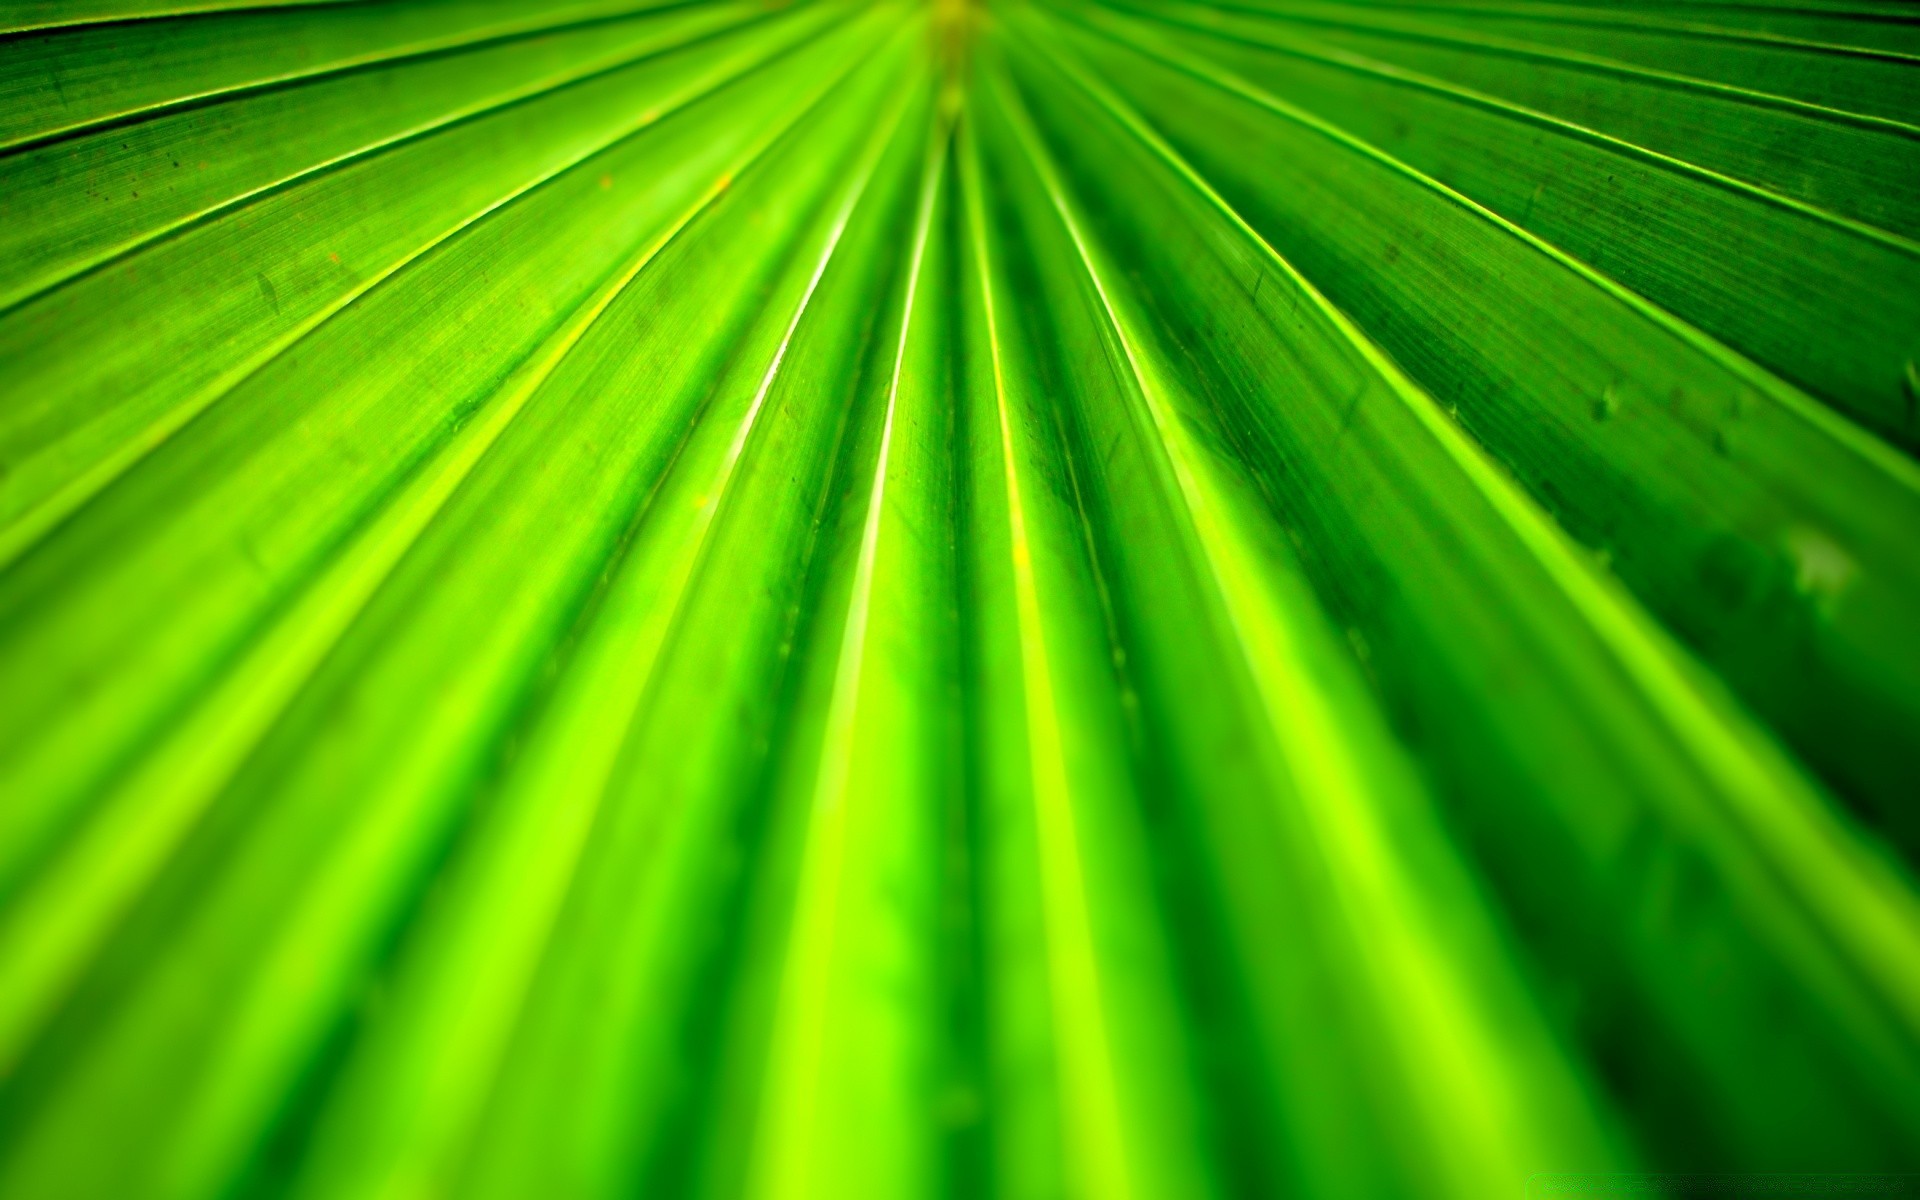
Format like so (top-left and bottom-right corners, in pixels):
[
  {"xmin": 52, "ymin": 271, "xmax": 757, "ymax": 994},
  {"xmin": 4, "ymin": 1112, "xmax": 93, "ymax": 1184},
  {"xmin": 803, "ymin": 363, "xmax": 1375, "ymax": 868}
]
[{"xmin": 0, "ymin": 1, "xmax": 1915, "ymax": 1196}]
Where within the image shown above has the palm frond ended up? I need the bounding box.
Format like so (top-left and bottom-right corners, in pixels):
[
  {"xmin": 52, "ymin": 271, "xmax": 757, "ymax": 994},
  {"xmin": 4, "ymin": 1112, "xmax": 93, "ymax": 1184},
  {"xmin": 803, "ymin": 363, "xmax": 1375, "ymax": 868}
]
[{"xmin": 0, "ymin": 0, "xmax": 1916, "ymax": 1195}]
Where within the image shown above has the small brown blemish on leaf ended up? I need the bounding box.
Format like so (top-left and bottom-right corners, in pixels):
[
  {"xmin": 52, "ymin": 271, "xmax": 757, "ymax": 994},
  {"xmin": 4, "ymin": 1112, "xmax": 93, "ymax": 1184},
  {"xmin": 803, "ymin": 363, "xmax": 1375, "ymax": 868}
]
[{"xmin": 599, "ymin": 174, "xmax": 612, "ymax": 190}]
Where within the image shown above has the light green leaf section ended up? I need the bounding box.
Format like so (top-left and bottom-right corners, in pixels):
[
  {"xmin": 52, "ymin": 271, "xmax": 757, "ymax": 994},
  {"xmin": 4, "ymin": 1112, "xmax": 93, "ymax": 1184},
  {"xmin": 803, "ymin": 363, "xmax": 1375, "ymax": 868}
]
[{"xmin": 0, "ymin": 0, "xmax": 1916, "ymax": 1197}]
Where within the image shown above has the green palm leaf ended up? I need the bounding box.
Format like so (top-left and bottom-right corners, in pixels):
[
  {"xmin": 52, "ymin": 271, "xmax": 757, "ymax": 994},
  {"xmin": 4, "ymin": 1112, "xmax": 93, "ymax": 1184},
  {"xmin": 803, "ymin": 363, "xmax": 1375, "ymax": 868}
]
[{"xmin": 0, "ymin": 0, "xmax": 1915, "ymax": 1195}]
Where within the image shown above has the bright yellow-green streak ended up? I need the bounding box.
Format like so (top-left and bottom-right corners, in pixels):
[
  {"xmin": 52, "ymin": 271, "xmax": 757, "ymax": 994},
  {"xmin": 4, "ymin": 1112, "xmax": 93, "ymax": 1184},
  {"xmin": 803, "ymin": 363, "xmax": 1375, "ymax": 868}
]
[
  {"xmin": 961, "ymin": 110, "xmax": 1134, "ymax": 1200},
  {"xmin": 745, "ymin": 104, "xmax": 947, "ymax": 1200}
]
